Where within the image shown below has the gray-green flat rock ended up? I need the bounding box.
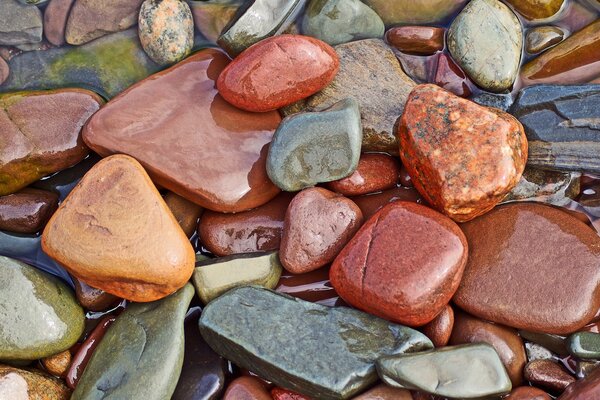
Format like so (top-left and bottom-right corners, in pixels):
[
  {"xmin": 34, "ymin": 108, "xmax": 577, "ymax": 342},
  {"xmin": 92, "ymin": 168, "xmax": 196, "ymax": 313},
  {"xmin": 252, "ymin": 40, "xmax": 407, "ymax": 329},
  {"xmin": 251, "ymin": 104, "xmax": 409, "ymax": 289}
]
[
  {"xmin": 362, "ymin": 0, "xmax": 466, "ymax": 25},
  {"xmin": 199, "ymin": 286, "xmax": 433, "ymax": 399},
  {"xmin": 0, "ymin": 256, "xmax": 84, "ymax": 361},
  {"xmin": 0, "ymin": 0, "xmax": 42, "ymax": 45},
  {"xmin": 72, "ymin": 283, "xmax": 195, "ymax": 400},
  {"xmin": 503, "ymin": 167, "xmax": 580, "ymax": 206},
  {"xmin": 376, "ymin": 343, "xmax": 512, "ymax": 399},
  {"xmin": 268, "ymin": 98, "xmax": 362, "ymax": 192},
  {"xmin": 519, "ymin": 330, "xmax": 569, "ymax": 356},
  {"xmin": 448, "ymin": 0, "xmax": 522, "ymax": 92},
  {"xmin": 301, "ymin": 0, "xmax": 384, "ymax": 46},
  {"xmin": 192, "ymin": 251, "xmax": 282, "ymax": 304},
  {"xmin": 568, "ymin": 332, "xmax": 600, "ymax": 360}
]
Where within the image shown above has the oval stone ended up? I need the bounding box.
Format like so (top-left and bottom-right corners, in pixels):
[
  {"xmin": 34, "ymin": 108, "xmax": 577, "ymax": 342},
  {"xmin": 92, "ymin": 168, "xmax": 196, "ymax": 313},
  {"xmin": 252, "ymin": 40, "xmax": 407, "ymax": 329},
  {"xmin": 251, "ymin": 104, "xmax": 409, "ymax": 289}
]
[
  {"xmin": 224, "ymin": 377, "xmax": 271, "ymax": 400},
  {"xmin": 386, "ymin": 26, "xmax": 445, "ymax": 56},
  {"xmin": 217, "ymin": 34, "xmax": 339, "ymax": 112},
  {"xmin": 421, "ymin": 305, "xmax": 454, "ymax": 348}
]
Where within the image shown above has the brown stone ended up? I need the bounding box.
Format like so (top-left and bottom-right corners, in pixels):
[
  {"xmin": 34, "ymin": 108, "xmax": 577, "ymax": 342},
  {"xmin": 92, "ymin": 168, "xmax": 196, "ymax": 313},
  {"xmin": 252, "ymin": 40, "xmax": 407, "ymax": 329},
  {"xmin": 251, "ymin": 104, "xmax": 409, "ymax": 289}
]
[
  {"xmin": 524, "ymin": 360, "xmax": 575, "ymax": 393},
  {"xmin": 42, "ymin": 350, "xmax": 71, "ymax": 378},
  {"xmin": 505, "ymin": 0, "xmax": 564, "ymax": 20},
  {"xmin": 280, "ymin": 187, "xmax": 363, "ymax": 274},
  {"xmin": 0, "ymin": 188, "xmax": 58, "ymax": 234},
  {"xmin": 275, "ymin": 265, "xmax": 341, "ymax": 307},
  {"xmin": 421, "ymin": 304, "xmax": 454, "ymax": 347},
  {"xmin": 351, "ymin": 186, "xmax": 422, "ymax": 220},
  {"xmin": 352, "ymin": 384, "xmax": 413, "ymax": 399},
  {"xmin": 0, "ymin": 365, "xmax": 70, "ymax": 399},
  {"xmin": 507, "ymin": 386, "xmax": 551, "ymax": 400},
  {"xmin": 559, "ymin": 365, "xmax": 600, "ymax": 399},
  {"xmin": 325, "ymin": 153, "xmax": 401, "ymax": 196},
  {"xmin": 271, "ymin": 387, "xmax": 311, "ymax": 400},
  {"xmin": 73, "ymin": 277, "xmax": 119, "ymax": 312},
  {"xmin": 44, "ymin": 0, "xmax": 75, "ymax": 46},
  {"xmin": 42, "ymin": 154, "xmax": 195, "ymax": 302},
  {"xmin": 0, "ymin": 56, "xmax": 8, "ymax": 85},
  {"xmin": 431, "ymin": 53, "xmax": 472, "ymax": 98},
  {"xmin": 398, "ymin": 84, "xmax": 527, "ymax": 222},
  {"xmin": 454, "ymin": 203, "xmax": 600, "ymax": 335},
  {"xmin": 83, "ymin": 49, "xmax": 281, "ymax": 213},
  {"xmin": 223, "ymin": 376, "xmax": 271, "ymax": 400},
  {"xmin": 526, "ymin": 26, "xmax": 564, "ymax": 54},
  {"xmin": 164, "ymin": 192, "xmax": 203, "ymax": 238},
  {"xmin": 449, "ymin": 311, "xmax": 526, "ymax": 386},
  {"xmin": 386, "ymin": 26, "xmax": 444, "ymax": 55}
]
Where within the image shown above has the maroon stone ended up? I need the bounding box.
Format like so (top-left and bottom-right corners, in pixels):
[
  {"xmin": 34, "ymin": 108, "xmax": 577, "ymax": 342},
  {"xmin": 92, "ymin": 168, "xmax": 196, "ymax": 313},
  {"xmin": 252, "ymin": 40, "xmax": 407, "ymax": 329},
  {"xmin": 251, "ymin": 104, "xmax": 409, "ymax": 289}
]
[
  {"xmin": 560, "ymin": 366, "xmax": 600, "ymax": 399},
  {"xmin": 421, "ymin": 304, "xmax": 454, "ymax": 347},
  {"xmin": 524, "ymin": 360, "xmax": 575, "ymax": 393},
  {"xmin": 0, "ymin": 188, "xmax": 58, "ymax": 234},
  {"xmin": 223, "ymin": 376, "xmax": 271, "ymax": 400},
  {"xmin": 275, "ymin": 265, "xmax": 341, "ymax": 307},
  {"xmin": 325, "ymin": 153, "xmax": 401, "ymax": 196},
  {"xmin": 351, "ymin": 186, "xmax": 422, "ymax": 220},
  {"xmin": 431, "ymin": 53, "xmax": 472, "ymax": 97},
  {"xmin": 507, "ymin": 387, "xmax": 551, "ymax": 400},
  {"xmin": 386, "ymin": 26, "xmax": 445, "ymax": 55}
]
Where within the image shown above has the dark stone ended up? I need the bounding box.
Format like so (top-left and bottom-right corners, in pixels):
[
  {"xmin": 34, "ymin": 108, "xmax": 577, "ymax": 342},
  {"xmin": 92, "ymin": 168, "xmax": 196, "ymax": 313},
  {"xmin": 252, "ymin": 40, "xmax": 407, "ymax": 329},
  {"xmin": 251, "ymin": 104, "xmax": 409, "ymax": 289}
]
[
  {"xmin": 568, "ymin": 332, "xmax": 600, "ymax": 360},
  {"xmin": 471, "ymin": 92, "xmax": 514, "ymax": 112},
  {"xmin": 0, "ymin": 188, "xmax": 58, "ymax": 234}
]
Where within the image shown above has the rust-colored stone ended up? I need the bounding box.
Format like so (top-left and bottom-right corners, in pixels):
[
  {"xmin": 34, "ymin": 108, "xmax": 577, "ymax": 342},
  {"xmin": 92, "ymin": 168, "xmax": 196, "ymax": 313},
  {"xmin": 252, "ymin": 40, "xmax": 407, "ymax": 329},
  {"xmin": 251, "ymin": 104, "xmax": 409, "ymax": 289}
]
[
  {"xmin": 524, "ymin": 359, "xmax": 575, "ymax": 393},
  {"xmin": 421, "ymin": 304, "xmax": 454, "ymax": 347},
  {"xmin": 223, "ymin": 376, "xmax": 272, "ymax": 400},
  {"xmin": 386, "ymin": 26, "xmax": 445, "ymax": 55},
  {"xmin": 271, "ymin": 387, "xmax": 311, "ymax": 400},
  {"xmin": 325, "ymin": 153, "xmax": 400, "ymax": 196},
  {"xmin": 507, "ymin": 386, "xmax": 551, "ymax": 400},
  {"xmin": 560, "ymin": 365, "xmax": 600, "ymax": 399}
]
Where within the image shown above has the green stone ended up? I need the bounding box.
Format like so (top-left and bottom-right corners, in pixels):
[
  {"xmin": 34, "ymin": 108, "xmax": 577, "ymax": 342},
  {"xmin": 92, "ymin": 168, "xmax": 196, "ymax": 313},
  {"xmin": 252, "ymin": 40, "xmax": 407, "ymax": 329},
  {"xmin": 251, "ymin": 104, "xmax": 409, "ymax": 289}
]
[
  {"xmin": 267, "ymin": 97, "xmax": 363, "ymax": 192},
  {"xmin": 192, "ymin": 251, "xmax": 283, "ymax": 304},
  {"xmin": 301, "ymin": 0, "xmax": 384, "ymax": 46},
  {"xmin": 362, "ymin": 0, "xmax": 466, "ymax": 25},
  {"xmin": 199, "ymin": 286, "xmax": 433, "ymax": 399},
  {"xmin": 568, "ymin": 332, "xmax": 600, "ymax": 360},
  {"xmin": 519, "ymin": 330, "xmax": 569, "ymax": 356},
  {"xmin": 376, "ymin": 344, "xmax": 512, "ymax": 398},
  {"xmin": 72, "ymin": 283, "xmax": 195, "ymax": 400},
  {"xmin": 0, "ymin": 256, "xmax": 84, "ymax": 361}
]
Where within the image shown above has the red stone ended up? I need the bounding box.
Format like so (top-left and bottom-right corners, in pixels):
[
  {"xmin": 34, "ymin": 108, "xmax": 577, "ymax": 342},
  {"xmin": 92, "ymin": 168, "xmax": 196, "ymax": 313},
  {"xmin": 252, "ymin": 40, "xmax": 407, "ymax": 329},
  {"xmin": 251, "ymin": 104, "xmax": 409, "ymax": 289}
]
[
  {"xmin": 325, "ymin": 153, "xmax": 400, "ymax": 196},
  {"xmin": 44, "ymin": 0, "xmax": 76, "ymax": 46},
  {"xmin": 421, "ymin": 304, "xmax": 454, "ymax": 347},
  {"xmin": 560, "ymin": 365, "xmax": 600, "ymax": 399},
  {"xmin": 217, "ymin": 34, "xmax": 339, "ymax": 112},
  {"xmin": 386, "ymin": 26, "xmax": 445, "ymax": 55},
  {"xmin": 431, "ymin": 53, "xmax": 472, "ymax": 97},
  {"xmin": 506, "ymin": 387, "xmax": 551, "ymax": 400},
  {"xmin": 398, "ymin": 84, "xmax": 527, "ymax": 222},
  {"xmin": 330, "ymin": 201, "xmax": 468, "ymax": 327},
  {"xmin": 280, "ymin": 187, "xmax": 363, "ymax": 274},
  {"xmin": 223, "ymin": 376, "xmax": 272, "ymax": 400},
  {"xmin": 271, "ymin": 387, "xmax": 311, "ymax": 400},
  {"xmin": 351, "ymin": 186, "xmax": 422, "ymax": 220}
]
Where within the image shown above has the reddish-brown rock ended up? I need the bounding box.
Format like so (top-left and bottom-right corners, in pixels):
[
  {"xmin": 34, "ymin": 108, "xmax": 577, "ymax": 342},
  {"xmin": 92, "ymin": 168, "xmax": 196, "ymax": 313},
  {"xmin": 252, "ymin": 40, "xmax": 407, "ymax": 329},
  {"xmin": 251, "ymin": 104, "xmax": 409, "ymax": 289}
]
[
  {"xmin": 271, "ymin": 387, "xmax": 311, "ymax": 400},
  {"xmin": 454, "ymin": 203, "xmax": 600, "ymax": 335},
  {"xmin": 353, "ymin": 384, "xmax": 413, "ymax": 399},
  {"xmin": 421, "ymin": 304, "xmax": 454, "ymax": 347},
  {"xmin": 524, "ymin": 360, "xmax": 575, "ymax": 393},
  {"xmin": 42, "ymin": 350, "xmax": 71, "ymax": 377},
  {"xmin": 351, "ymin": 186, "xmax": 422, "ymax": 220},
  {"xmin": 386, "ymin": 26, "xmax": 445, "ymax": 55},
  {"xmin": 398, "ymin": 84, "xmax": 527, "ymax": 222},
  {"xmin": 449, "ymin": 311, "xmax": 526, "ymax": 386},
  {"xmin": 0, "ymin": 188, "xmax": 58, "ymax": 234},
  {"xmin": 217, "ymin": 34, "xmax": 339, "ymax": 112},
  {"xmin": 83, "ymin": 49, "xmax": 281, "ymax": 213},
  {"xmin": 275, "ymin": 265, "xmax": 341, "ymax": 307},
  {"xmin": 330, "ymin": 201, "xmax": 468, "ymax": 327},
  {"xmin": 223, "ymin": 377, "xmax": 271, "ymax": 400},
  {"xmin": 198, "ymin": 192, "xmax": 294, "ymax": 256},
  {"xmin": 507, "ymin": 386, "xmax": 551, "ymax": 399},
  {"xmin": 559, "ymin": 365, "xmax": 600, "ymax": 399},
  {"xmin": 0, "ymin": 56, "xmax": 8, "ymax": 85},
  {"xmin": 280, "ymin": 187, "xmax": 363, "ymax": 274},
  {"xmin": 325, "ymin": 153, "xmax": 401, "ymax": 196},
  {"xmin": 72, "ymin": 277, "xmax": 119, "ymax": 312},
  {"xmin": 431, "ymin": 53, "xmax": 473, "ymax": 98},
  {"xmin": 164, "ymin": 192, "xmax": 203, "ymax": 238},
  {"xmin": 44, "ymin": 0, "xmax": 76, "ymax": 46}
]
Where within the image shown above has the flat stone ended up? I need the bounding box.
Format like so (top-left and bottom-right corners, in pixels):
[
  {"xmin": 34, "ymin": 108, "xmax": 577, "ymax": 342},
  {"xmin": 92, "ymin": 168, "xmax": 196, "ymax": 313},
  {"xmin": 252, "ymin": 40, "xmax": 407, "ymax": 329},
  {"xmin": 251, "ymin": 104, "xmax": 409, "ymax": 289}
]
[
  {"xmin": 199, "ymin": 286, "xmax": 433, "ymax": 400},
  {"xmin": 0, "ymin": 365, "xmax": 70, "ymax": 399},
  {"xmin": 507, "ymin": 387, "xmax": 551, "ymax": 400},
  {"xmin": 138, "ymin": 0, "xmax": 194, "ymax": 65},
  {"xmin": 72, "ymin": 277, "xmax": 118, "ymax": 312},
  {"xmin": 0, "ymin": 89, "xmax": 102, "ymax": 196},
  {"xmin": 164, "ymin": 192, "xmax": 203, "ymax": 238},
  {"xmin": 83, "ymin": 49, "xmax": 281, "ymax": 212},
  {"xmin": 0, "ymin": 188, "xmax": 58, "ymax": 234},
  {"xmin": 350, "ymin": 186, "xmax": 422, "ymax": 220},
  {"xmin": 42, "ymin": 350, "xmax": 71, "ymax": 377},
  {"xmin": 217, "ymin": 0, "xmax": 304, "ymax": 57},
  {"xmin": 280, "ymin": 187, "xmax": 363, "ymax": 274},
  {"xmin": 267, "ymin": 98, "xmax": 362, "ymax": 191},
  {"xmin": 521, "ymin": 20, "xmax": 600, "ymax": 85},
  {"xmin": 188, "ymin": 0, "xmax": 241, "ymax": 43},
  {"xmin": 386, "ymin": 26, "xmax": 444, "ymax": 55},
  {"xmin": 223, "ymin": 377, "xmax": 271, "ymax": 400},
  {"xmin": 470, "ymin": 92, "xmax": 513, "ymax": 112},
  {"xmin": 0, "ymin": 0, "xmax": 42, "ymax": 45},
  {"xmin": 524, "ymin": 359, "xmax": 575, "ymax": 392},
  {"xmin": 376, "ymin": 344, "xmax": 512, "ymax": 398},
  {"xmin": 505, "ymin": 0, "xmax": 564, "ymax": 20},
  {"xmin": 568, "ymin": 332, "xmax": 600, "ymax": 360},
  {"xmin": 511, "ymin": 84, "xmax": 600, "ymax": 174},
  {"xmin": 217, "ymin": 34, "xmax": 338, "ymax": 112},
  {"xmin": 447, "ymin": 0, "xmax": 522, "ymax": 92},
  {"xmin": 352, "ymin": 384, "xmax": 413, "ymax": 399},
  {"xmin": 398, "ymin": 84, "xmax": 527, "ymax": 222},
  {"xmin": 0, "ymin": 256, "xmax": 84, "ymax": 361},
  {"xmin": 560, "ymin": 366, "xmax": 600, "ymax": 399},
  {"xmin": 454, "ymin": 203, "xmax": 600, "ymax": 334},
  {"xmin": 42, "ymin": 155, "xmax": 195, "ymax": 302},
  {"xmin": 65, "ymin": 0, "xmax": 144, "ymax": 45},
  {"xmin": 421, "ymin": 305, "xmax": 454, "ymax": 348},
  {"xmin": 43, "ymin": 0, "xmax": 75, "ymax": 46},
  {"xmin": 283, "ymin": 39, "xmax": 415, "ymax": 152},
  {"xmin": 72, "ymin": 284, "xmax": 194, "ymax": 400},
  {"xmin": 301, "ymin": 0, "xmax": 384, "ymax": 46},
  {"xmin": 325, "ymin": 153, "xmax": 400, "ymax": 197},
  {"xmin": 526, "ymin": 26, "xmax": 564, "ymax": 54},
  {"xmin": 362, "ymin": 0, "xmax": 467, "ymax": 25},
  {"xmin": 330, "ymin": 201, "xmax": 467, "ymax": 327},
  {"xmin": 192, "ymin": 251, "xmax": 282, "ymax": 304},
  {"xmin": 503, "ymin": 167, "xmax": 580, "ymax": 206},
  {"xmin": 520, "ymin": 330, "xmax": 569, "ymax": 356}
]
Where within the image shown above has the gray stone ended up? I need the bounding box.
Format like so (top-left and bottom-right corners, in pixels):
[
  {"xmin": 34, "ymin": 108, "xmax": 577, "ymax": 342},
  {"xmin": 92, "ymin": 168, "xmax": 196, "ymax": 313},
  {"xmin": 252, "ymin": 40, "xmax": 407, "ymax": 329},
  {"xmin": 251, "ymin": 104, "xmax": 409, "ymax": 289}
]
[
  {"xmin": 503, "ymin": 167, "xmax": 580, "ymax": 206},
  {"xmin": 199, "ymin": 286, "xmax": 433, "ymax": 399},
  {"xmin": 568, "ymin": 332, "xmax": 600, "ymax": 360},
  {"xmin": 376, "ymin": 344, "xmax": 512, "ymax": 398},
  {"xmin": 0, "ymin": 0, "xmax": 42, "ymax": 45},
  {"xmin": 470, "ymin": 92, "xmax": 513, "ymax": 112},
  {"xmin": 188, "ymin": 0, "xmax": 242, "ymax": 43},
  {"xmin": 268, "ymin": 98, "xmax": 362, "ymax": 192},
  {"xmin": 448, "ymin": 0, "xmax": 522, "ymax": 92},
  {"xmin": 72, "ymin": 284, "xmax": 195, "ymax": 400},
  {"xmin": 526, "ymin": 26, "xmax": 564, "ymax": 54}
]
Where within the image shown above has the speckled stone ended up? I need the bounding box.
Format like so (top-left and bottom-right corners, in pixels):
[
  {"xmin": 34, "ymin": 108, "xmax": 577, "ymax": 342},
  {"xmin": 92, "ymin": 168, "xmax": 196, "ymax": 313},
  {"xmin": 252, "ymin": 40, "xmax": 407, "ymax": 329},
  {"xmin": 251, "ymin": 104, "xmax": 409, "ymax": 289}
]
[
  {"xmin": 0, "ymin": 365, "xmax": 70, "ymax": 400},
  {"xmin": 505, "ymin": 0, "xmax": 564, "ymax": 20},
  {"xmin": 447, "ymin": 0, "xmax": 523, "ymax": 92},
  {"xmin": 41, "ymin": 350, "xmax": 71, "ymax": 378},
  {"xmin": 526, "ymin": 26, "xmax": 564, "ymax": 54},
  {"xmin": 568, "ymin": 332, "xmax": 600, "ymax": 360},
  {"xmin": 421, "ymin": 305, "xmax": 454, "ymax": 347},
  {"xmin": 188, "ymin": 0, "xmax": 241, "ymax": 43},
  {"xmin": 362, "ymin": 0, "xmax": 467, "ymax": 25},
  {"xmin": 470, "ymin": 92, "xmax": 513, "ymax": 112},
  {"xmin": 0, "ymin": 55, "xmax": 8, "ymax": 85},
  {"xmin": 271, "ymin": 387, "xmax": 311, "ymax": 400},
  {"xmin": 199, "ymin": 286, "xmax": 433, "ymax": 400},
  {"xmin": 0, "ymin": 0, "xmax": 42, "ymax": 45},
  {"xmin": 524, "ymin": 359, "xmax": 575, "ymax": 392}
]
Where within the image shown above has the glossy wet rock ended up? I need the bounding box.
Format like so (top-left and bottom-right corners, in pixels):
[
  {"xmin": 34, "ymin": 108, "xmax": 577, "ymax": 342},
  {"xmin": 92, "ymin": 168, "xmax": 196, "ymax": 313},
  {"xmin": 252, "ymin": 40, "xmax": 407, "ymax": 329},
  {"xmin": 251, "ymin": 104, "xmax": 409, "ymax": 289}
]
[
  {"xmin": 330, "ymin": 201, "xmax": 467, "ymax": 327},
  {"xmin": 449, "ymin": 311, "xmax": 526, "ymax": 386},
  {"xmin": 284, "ymin": 39, "xmax": 415, "ymax": 152},
  {"xmin": 217, "ymin": 0, "xmax": 304, "ymax": 56},
  {"xmin": 326, "ymin": 153, "xmax": 400, "ymax": 197},
  {"xmin": 506, "ymin": 0, "xmax": 564, "ymax": 20},
  {"xmin": 164, "ymin": 192, "xmax": 203, "ymax": 238},
  {"xmin": 0, "ymin": 256, "xmax": 84, "ymax": 361},
  {"xmin": 42, "ymin": 350, "xmax": 71, "ymax": 377},
  {"xmin": 65, "ymin": 0, "xmax": 144, "ymax": 45},
  {"xmin": 275, "ymin": 265, "xmax": 340, "ymax": 306},
  {"xmin": 398, "ymin": 84, "xmax": 527, "ymax": 222},
  {"xmin": 198, "ymin": 193, "xmax": 293, "ymax": 256},
  {"xmin": 267, "ymin": 98, "xmax": 362, "ymax": 191},
  {"xmin": 0, "ymin": 188, "xmax": 58, "ymax": 234},
  {"xmin": 223, "ymin": 376, "xmax": 271, "ymax": 400},
  {"xmin": 199, "ymin": 286, "xmax": 433, "ymax": 400},
  {"xmin": 42, "ymin": 155, "xmax": 195, "ymax": 302},
  {"xmin": 217, "ymin": 34, "xmax": 338, "ymax": 113},
  {"xmin": 192, "ymin": 251, "xmax": 282, "ymax": 304},
  {"xmin": 454, "ymin": 203, "xmax": 600, "ymax": 335},
  {"xmin": 386, "ymin": 26, "xmax": 444, "ymax": 56},
  {"xmin": 447, "ymin": 0, "xmax": 522, "ymax": 92},
  {"xmin": 507, "ymin": 387, "xmax": 551, "ymax": 400},
  {"xmin": 188, "ymin": 0, "xmax": 241, "ymax": 43},
  {"xmin": 503, "ymin": 168, "xmax": 580, "ymax": 206},
  {"xmin": 362, "ymin": 0, "xmax": 467, "ymax": 25},
  {"xmin": 376, "ymin": 344, "xmax": 512, "ymax": 398},
  {"xmin": 351, "ymin": 187, "xmax": 422, "ymax": 220},
  {"xmin": 470, "ymin": 92, "xmax": 514, "ymax": 112},
  {"xmin": 84, "ymin": 49, "xmax": 280, "ymax": 212},
  {"xmin": 524, "ymin": 359, "xmax": 575, "ymax": 392},
  {"xmin": 352, "ymin": 384, "xmax": 413, "ymax": 399},
  {"xmin": 43, "ymin": 0, "xmax": 75, "ymax": 46},
  {"xmin": 559, "ymin": 366, "xmax": 600, "ymax": 399},
  {"xmin": 72, "ymin": 277, "xmax": 118, "ymax": 312},
  {"xmin": 138, "ymin": 0, "xmax": 194, "ymax": 65},
  {"xmin": 0, "ymin": 0, "xmax": 42, "ymax": 45},
  {"xmin": 301, "ymin": 0, "xmax": 384, "ymax": 46},
  {"xmin": 0, "ymin": 89, "xmax": 102, "ymax": 196},
  {"xmin": 0, "ymin": 365, "xmax": 70, "ymax": 399},
  {"xmin": 520, "ymin": 331, "xmax": 569, "ymax": 356},
  {"xmin": 568, "ymin": 332, "xmax": 600, "ymax": 360},
  {"xmin": 280, "ymin": 187, "xmax": 363, "ymax": 274},
  {"xmin": 511, "ymin": 84, "xmax": 600, "ymax": 174},
  {"xmin": 421, "ymin": 305, "xmax": 454, "ymax": 348},
  {"xmin": 73, "ymin": 284, "xmax": 194, "ymax": 400},
  {"xmin": 431, "ymin": 53, "xmax": 473, "ymax": 98},
  {"xmin": 521, "ymin": 20, "xmax": 600, "ymax": 85},
  {"xmin": 271, "ymin": 387, "xmax": 312, "ymax": 400},
  {"xmin": 526, "ymin": 26, "xmax": 564, "ymax": 54}
]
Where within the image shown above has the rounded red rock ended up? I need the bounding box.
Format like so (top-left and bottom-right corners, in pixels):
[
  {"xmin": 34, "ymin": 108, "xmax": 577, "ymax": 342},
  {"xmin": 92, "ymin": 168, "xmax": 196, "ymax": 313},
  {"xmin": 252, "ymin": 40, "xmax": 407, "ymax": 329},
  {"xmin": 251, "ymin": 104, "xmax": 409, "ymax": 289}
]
[
  {"xmin": 223, "ymin": 376, "xmax": 272, "ymax": 400},
  {"xmin": 421, "ymin": 304, "xmax": 454, "ymax": 347}
]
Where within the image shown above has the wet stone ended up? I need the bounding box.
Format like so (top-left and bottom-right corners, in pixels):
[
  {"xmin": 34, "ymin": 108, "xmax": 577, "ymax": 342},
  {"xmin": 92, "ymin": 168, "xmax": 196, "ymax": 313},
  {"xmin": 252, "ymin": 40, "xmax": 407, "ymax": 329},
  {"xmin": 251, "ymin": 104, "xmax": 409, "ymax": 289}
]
[
  {"xmin": 503, "ymin": 168, "xmax": 580, "ymax": 206},
  {"xmin": 72, "ymin": 277, "xmax": 118, "ymax": 312},
  {"xmin": 362, "ymin": 0, "xmax": 467, "ymax": 25},
  {"xmin": 505, "ymin": 0, "xmax": 564, "ymax": 20},
  {"xmin": 470, "ymin": 92, "xmax": 513, "ymax": 112},
  {"xmin": 0, "ymin": 0, "xmax": 42, "ymax": 45},
  {"xmin": 526, "ymin": 26, "xmax": 565, "ymax": 54},
  {"xmin": 524, "ymin": 359, "xmax": 575, "ymax": 392},
  {"xmin": 421, "ymin": 305, "xmax": 454, "ymax": 348},
  {"xmin": 271, "ymin": 387, "xmax": 311, "ymax": 400},
  {"xmin": 275, "ymin": 265, "xmax": 341, "ymax": 306},
  {"xmin": 352, "ymin": 384, "xmax": 413, "ymax": 399},
  {"xmin": 521, "ymin": 331, "xmax": 569, "ymax": 356},
  {"xmin": 223, "ymin": 376, "xmax": 271, "ymax": 400},
  {"xmin": 0, "ymin": 365, "xmax": 70, "ymax": 400},
  {"xmin": 0, "ymin": 188, "xmax": 58, "ymax": 234},
  {"xmin": 42, "ymin": 350, "xmax": 71, "ymax": 377},
  {"xmin": 560, "ymin": 366, "xmax": 600, "ymax": 399},
  {"xmin": 507, "ymin": 386, "xmax": 551, "ymax": 400},
  {"xmin": 568, "ymin": 332, "xmax": 600, "ymax": 360},
  {"xmin": 431, "ymin": 53, "xmax": 473, "ymax": 98},
  {"xmin": 526, "ymin": 342, "xmax": 556, "ymax": 362},
  {"xmin": 188, "ymin": 0, "xmax": 241, "ymax": 43},
  {"xmin": 164, "ymin": 192, "xmax": 203, "ymax": 238},
  {"xmin": 199, "ymin": 286, "xmax": 433, "ymax": 400},
  {"xmin": 351, "ymin": 186, "xmax": 422, "ymax": 220},
  {"xmin": 386, "ymin": 26, "xmax": 444, "ymax": 56},
  {"xmin": 326, "ymin": 153, "xmax": 400, "ymax": 197}
]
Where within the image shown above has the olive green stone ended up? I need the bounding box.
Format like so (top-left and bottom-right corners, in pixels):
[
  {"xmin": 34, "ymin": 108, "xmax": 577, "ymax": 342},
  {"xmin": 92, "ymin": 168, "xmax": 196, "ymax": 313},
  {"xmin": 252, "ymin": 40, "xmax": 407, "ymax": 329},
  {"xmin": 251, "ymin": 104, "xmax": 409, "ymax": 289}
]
[
  {"xmin": 568, "ymin": 332, "xmax": 600, "ymax": 360},
  {"xmin": 199, "ymin": 286, "xmax": 433, "ymax": 399},
  {"xmin": 362, "ymin": 0, "xmax": 466, "ymax": 25},
  {"xmin": 72, "ymin": 283, "xmax": 195, "ymax": 400},
  {"xmin": 0, "ymin": 256, "xmax": 84, "ymax": 361},
  {"xmin": 301, "ymin": 0, "xmax": 384, "ymax": 46},
  {"xmin": 376, "ymin": 344, "xmax": 512, "ymax": 399},
  {"xmin": 503, "ymin": 167, "xmax": 580, "ymax": 206},
  {"xmin": 519, "ymin": 330, "xmax": 569, "ymax": 356},
  {"xmin": 526, "ymin": 26, "xmax": 564, "ymax": 54},
  {"xmin": 192, "ymin": 251, "xmax": 283, "ymax": 304}
]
